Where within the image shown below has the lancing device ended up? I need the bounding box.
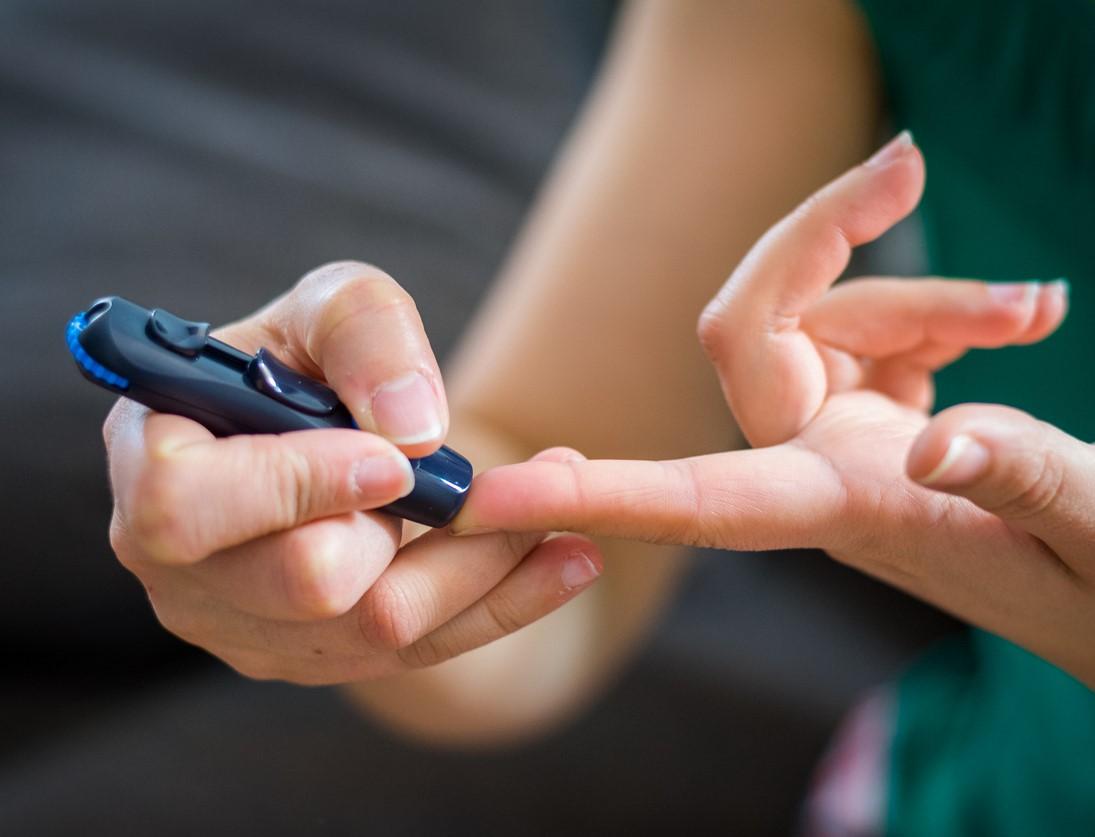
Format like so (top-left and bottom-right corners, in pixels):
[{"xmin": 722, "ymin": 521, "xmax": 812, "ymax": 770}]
[{"xmin": 66, "ymin": 296, "xmax": 472, "ymax": 528}]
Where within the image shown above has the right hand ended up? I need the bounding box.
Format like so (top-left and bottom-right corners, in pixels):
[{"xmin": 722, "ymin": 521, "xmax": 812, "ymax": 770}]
[{"xmin": 104, "ymin": 262, "xmax": 602, "ymax": 685}]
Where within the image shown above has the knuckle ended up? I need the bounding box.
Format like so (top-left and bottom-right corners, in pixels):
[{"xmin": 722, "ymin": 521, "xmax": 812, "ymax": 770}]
[
  {"xmin": 252, "ymin": 436, "xmax": 318, "ymax": 526},
  {"xmin": 991, "ymin": 446, "xmax": 1066, "ymax": 521},
  {"xmin": 396, "ymin": 633, "xmax": 454, "ymax": 670},
  {"xmin": 126, "ymin": 459, "xmax": 199, "ymax": 564},
  {"xmin": 108, "ymin": 512, "xmax": 140, "ymax": 569},
  {"xmin": 482, "ymin": 588, "xmax": 526, "ymax": 636},
  {"xmin": 652, "ymin": 460, "xmax": 709, "ymax": 546},
  {"xmin": 149, "ymin": 597, "xmax": 208, "ymax": 645},
  {"xmin": 102, "ymin": 397, "xmax": 144, "ymax": 453},
  {"xmin": 304, "ymin": 263, "xmax": 417, "ymax": 338},
  {"xmin": 282, "ymin": 526, "xmax": 358, "ymax": 619},
  {"xmin": 358, "ymin": 575, "xmax": 425, "ymax": 652},
  {"xmin": 296, "ymin": 260, "xmax": 390, "ymax": 297},
  {"xmin": 348, "ymin": 273, "xmax": 415, "ymax": 316},
  {"xmin": 696, "ymin": 304, "xmax": 728, "ymax": 361},
  {"xmin": 500, "ymin": 530, "xmax": 535, "ymax": 564},
  {"xmin": 222, "ymin": 653, "xmax": 283, "ymax": 683},
  {"xmin": 101, "ymin": 402, "xmax": 124, "ymax": 449}
]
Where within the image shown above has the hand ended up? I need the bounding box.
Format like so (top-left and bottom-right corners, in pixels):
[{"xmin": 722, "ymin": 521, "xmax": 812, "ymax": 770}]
[
  {"xmin": 454, "ymin": 135, "xmax": 1095, "ymax": 686},
  {"xmin": 105, "ymin": 262, "xmax": 602, "ymax": 684}
]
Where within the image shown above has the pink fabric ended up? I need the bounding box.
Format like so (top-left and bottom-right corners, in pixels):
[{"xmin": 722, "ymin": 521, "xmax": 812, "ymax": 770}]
[{"xmin": 801, "ymin": 688, "xmax": 895, "ymax": 837}]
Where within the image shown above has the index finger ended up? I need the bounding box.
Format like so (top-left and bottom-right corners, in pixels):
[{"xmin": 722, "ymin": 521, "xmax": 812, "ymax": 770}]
[
  {"xmin": 224, "ymin": 261, "xmax": 448, "ymax": 458},
  {"xmin": 704, "ymin": 132, "xmax": 925, "ymax": 327},
  {"xmin": 451, "ymin": 446, "xmax": 844, "ymax": 552},
  {"xmin": 698, "ymin": 133, "xmax": 925, "ymax": 446},
  {"xmin": 107, "ymin": 403, "xmax": 407, "ymax": 566}
]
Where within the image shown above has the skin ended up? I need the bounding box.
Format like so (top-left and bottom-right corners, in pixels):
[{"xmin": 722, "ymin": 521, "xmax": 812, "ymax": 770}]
[
  {"xmin": 457, "ymin": 137, "xmax": 1094, "ymax": 689},
  {"xmin": 100, "ymin": 0, "xmax": 1090, "ymax": 752},
  {"xmin": 105, "ymin": 266, "xmax": 605, "ymax": 688}
]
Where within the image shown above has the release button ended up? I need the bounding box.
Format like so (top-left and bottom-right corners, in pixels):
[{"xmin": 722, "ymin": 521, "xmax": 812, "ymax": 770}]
[
  {"xmin": 147, "ymin": 309, "xmax": 209, "ymax": 357},
  {"xmin": 244, "ymin": 348, "xmax": 341, "ymax": 416}
]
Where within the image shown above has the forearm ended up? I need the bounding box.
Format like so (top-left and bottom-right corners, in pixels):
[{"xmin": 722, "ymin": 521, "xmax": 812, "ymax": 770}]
[{"xmin": 345, "ymin": 0, "xmax": 880, "ymax": 743}]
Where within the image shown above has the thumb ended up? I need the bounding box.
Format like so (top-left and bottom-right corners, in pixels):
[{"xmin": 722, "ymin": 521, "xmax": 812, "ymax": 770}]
[
  {"xmin": 110, "ymin": 407, "xmax": 412, "ymax": 565},
  {"xmin": 907, "ymin": 403, "xmax": 1095, "ymax": 567}
]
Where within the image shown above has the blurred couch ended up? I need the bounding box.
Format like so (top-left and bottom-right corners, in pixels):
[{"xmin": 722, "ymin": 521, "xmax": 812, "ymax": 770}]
[{"xmin": 0, "ymin": 2, "xmax": 955, "ymax": 834}]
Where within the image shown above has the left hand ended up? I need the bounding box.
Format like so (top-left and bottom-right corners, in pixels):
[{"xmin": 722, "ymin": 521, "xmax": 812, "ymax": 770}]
[{"xmin": 453, "ymin": 133, "xmax": 1095, "ymax": 688}]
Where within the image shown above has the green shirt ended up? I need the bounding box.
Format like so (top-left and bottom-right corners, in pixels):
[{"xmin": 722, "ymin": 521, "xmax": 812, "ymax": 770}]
[{"xmin": 855, "ymin": 0, "xmax": 1095, "ymax": 833}]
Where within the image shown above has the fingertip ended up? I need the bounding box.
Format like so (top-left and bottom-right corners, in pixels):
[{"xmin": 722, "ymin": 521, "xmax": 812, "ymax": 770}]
[
  {"xmin": 864, "ymin": 130, "xmax": 914, "ymax": 168},
  {"xmin": 909, "ymin": 433, "xmax": 991, "ymax": 488},
  {"xmin": 530, "ymin": 446, "xmax": 587, "ymax": 464},
  {"xmin": 451, "ymin": 451, "xmax": 586, "ymax": 534},
  {"xmin": 522, "ymin": 533, "xmax": 603, "ymax": 593},
  {"xmin": 906, "ymin": 406, "xmax": 976, "ymax": 484},
  {"xmin": 863, "ymin": 131, "xmax": 924, "ymax": 209},
  {"xmin": 1019, "ymin": 279, "xmax": 1070, "ymax": 344},
  {"xmin": 906, "ymin": 403, "xmax": 1038, "ymax": 488},
  {"xmin": 812, "ymin": 132, "xmax": 925, "ymax": 255},
  {"xmin": 980, "ymin": 279, "xmax": 1068, "ymax": 347},
  {"xmin": 880, "ymin": 141, "xmax": 925, "ymax": 218},
  {"xmin": 450, "ymin": 460, "xmax": 560, "ymax": 535},
  {"xmin": 558, "ymin": 543, "xmax": 604, "ymax": 592}
]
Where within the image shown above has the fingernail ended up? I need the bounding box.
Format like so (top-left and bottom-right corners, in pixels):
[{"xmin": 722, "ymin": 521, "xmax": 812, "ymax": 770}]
[
  {"xmin": 354, "ymin": 453, "xmax": 415, "ymax": 499},
  {"xmin": 371, "ymin": 373, "xmax": 443, "ymax": 446},
  {"xmin": 560, "ymin": 551, "xmax": 601, "ymax": 590},
  {"xmin": 988, "ymin": 281, "xmax": 1040, "ymax": 306},
  {"xmin": 914, "ymin": 434, "xmax": 991, "ymax": 487},
  {"xmin": 866, "ymin": 130, "xmax": 914, "ymax": 167}
]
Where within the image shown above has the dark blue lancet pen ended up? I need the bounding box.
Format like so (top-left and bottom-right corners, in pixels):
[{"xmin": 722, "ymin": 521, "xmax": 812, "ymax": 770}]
[{"xmin": 66, "ymin": 296, "xmax": 472, "ymax": 527}]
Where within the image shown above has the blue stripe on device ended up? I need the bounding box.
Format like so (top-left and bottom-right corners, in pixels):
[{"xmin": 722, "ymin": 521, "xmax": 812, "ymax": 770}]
[{"xmin": 65, "ymin": 312, "xmax": 131, "ymax": 390}]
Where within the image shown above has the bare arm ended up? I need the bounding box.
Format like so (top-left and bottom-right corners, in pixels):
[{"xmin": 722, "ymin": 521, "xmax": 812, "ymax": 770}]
[{"xmin": 345, "ymin": 0, "xmax": 882, "ymax": 744}]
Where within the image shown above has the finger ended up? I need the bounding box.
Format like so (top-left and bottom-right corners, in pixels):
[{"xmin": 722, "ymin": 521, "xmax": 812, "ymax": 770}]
[
  {"xmin": 158, "ymin": 536, "xmax": 600, "ymax": 682},
  {"xmin": 907, "ymin": 403, "xmax": 1095, "ymax": 571},
  {"xmin": 452, "ymin": 445, "xmax": 846, "ymax": 551},
  {"xmin": 803, "ymin": 278, "xmax": 1069, "ymax": 358},
  {"xmin": 400, "ymin": 535, "xmax": 602, "ymax": 668},
  {"xmin": 352, "ymin": 446, "xmax": 583, "ymax": 652},
  {"xmin": 110, "ymin": 407, "xmax": 411, "ymax": 566},
  {"xmin": 698, "ymin": 132, "xmax": 924, "ymax": 446},
  {"xmin": 222, "ymin": 261, "xmax": 448, "ymax": 457},
  {"xmin": 140, "ymin": 579, "xmax": 391, "ymax": 686},
  {"xmin": 190, "ymin": 511, "xmax": 400, "ymax": 621},
  {"xmin": 862, "ymin": 357, "xmax": 935, "ymax": 412},
  {"xmin": 355, "ymin": 526, "xmax": 548, "ymax": 652}
]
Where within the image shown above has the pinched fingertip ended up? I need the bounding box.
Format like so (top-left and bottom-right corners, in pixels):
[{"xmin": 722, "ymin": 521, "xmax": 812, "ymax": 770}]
[
  {"xmin": 530, "ymin": 446, "xmax": 588, "ymax": 464},
  {"xmin": 448, "ymin": 447, "xmax": 585, "ymax": 536},
  {"xmin": 449, "ymin": 459, "xmax": 564, "ymax": 537}
]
